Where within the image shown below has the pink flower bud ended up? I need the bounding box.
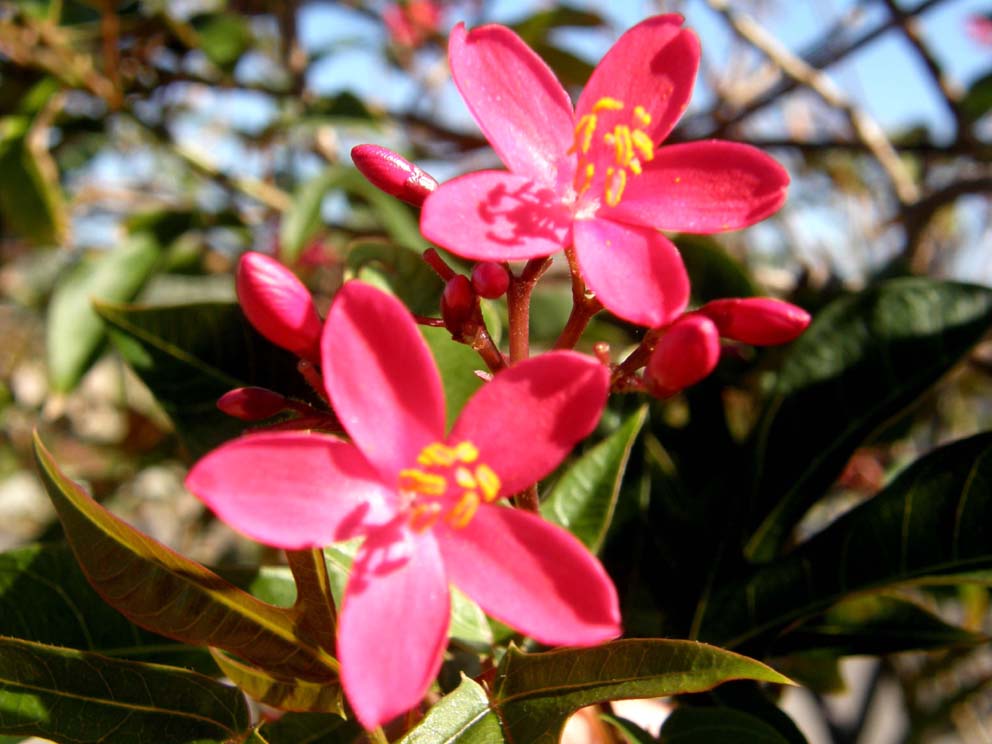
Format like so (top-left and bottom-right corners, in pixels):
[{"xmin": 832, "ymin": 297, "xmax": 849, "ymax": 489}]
[
  {"xmin": 647, "ymin": 315, "xmax": 721, "ymax": 396},
  {"xmin": 470, "ymin": 262, "xmax": 510, "ymax": 299},
  {"xmin": 698, "ymin": 298, "xmax": 810, "ymax": 346},
  {"xmin": 351, "ymin": 145, "xmax": 438, "ymax": 207},
  {"xmin": 237, "ymin": 252, "xmax": 323, "ymax": 363},
  {"xmin": 218, "ymin": 387, "xmax": 288, "ymax": 421},
  {"xmin": 441, "ymin": 274, "xmax": 476, "ymax": 333}
]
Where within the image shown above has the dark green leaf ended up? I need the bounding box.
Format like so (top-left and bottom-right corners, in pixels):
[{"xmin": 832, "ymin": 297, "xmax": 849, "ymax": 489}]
[
  {"xmin": 348, "ymin": 239, "xmax": 443, "ymax": 317},
  {"xmin": 96, "ymin": 300, "xmax": 318, "ymax": 458},
  {"xmin": 0, "ymin": 636, "xmax": 250, "ymax": 743},
  {"xmin": 675, "ymin": 235, "xmax": 757, "ymax": 303},
  {"xmin": 700, "ymin": 432, "xmax": 992, "ymax": 648},
  {"xmin": 256, "ymin": 711, "xmax": 362, "ymax": 744},
  {"xmin": 542, "ymin": 406, "xmax": 647, "ymax": 552},
  {"xmin": 398, "ymin": 676, "xmax": 504, "ymax": 744},
  {"xmin": 421, "ymin": 325, "xmax": 486, "ymax": 431},
  {"xmin": 660, "ymin": 706, "xmax": 791, "ymax": 744},
  {"xmin": 33, "ymin": 433, "xmax": 340, "ymax": 683},
  {"xmin": 601, "ymin": 713, "xmax": 657, "ymax": 744},
  {"xmin": 492, "ymin": 640, "xmax": 791, "ymax": 744},
  {"xmin": 47, "ymin": 235, "xmax": 162, "ymax": 391},
  {"xmin": 746, "ymin": 279, "xmax": 992, "ymax": 561},
  {"xmin": 0, "ymin": 113, "xmax": 66, "ymax": 247},
  {"xmin": 195, "ymin": 13, "xmax": 252, "ymax": 69},
  {"xmin": 772, "ymin": 593, "xmax": 987, "ymax": 656},
  {"xmin": 512, "ymin": 6, "xmax": 605, "ymax": 45},
  {"xmin": 961, "ymin": 69, "xmax": 992, "ymax": 122}
]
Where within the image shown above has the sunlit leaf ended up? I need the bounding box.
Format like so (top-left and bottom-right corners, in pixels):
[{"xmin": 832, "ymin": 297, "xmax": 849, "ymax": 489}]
[
  {"xmin": 211, "ymin": 650, "xmax": 344, "ymax": 714},
  {"xmin": 398, "ymin": 676, "xmax": 503, "ymax": 744},
  {"xmin": 542, "ymin": 406, "xmax": 647, "ymax": 552},
  {"xmin": 0, "ymin": 636, "xmax": 250, "ymax": 743},
  {"xmin": 33, "ymin": 433, "xmax": 340, "ymax": 683}
]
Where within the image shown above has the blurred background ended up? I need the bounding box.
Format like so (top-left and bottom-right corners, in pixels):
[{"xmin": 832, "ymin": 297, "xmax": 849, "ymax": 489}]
[{"xmin": 0, "ymin": 1, "xmax": 990, "ymax": 741}]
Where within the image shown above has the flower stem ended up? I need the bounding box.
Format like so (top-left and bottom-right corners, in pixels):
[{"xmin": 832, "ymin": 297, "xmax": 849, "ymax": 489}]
[
  {"xmin": 469, "ymin": 326, "xmax": 507, "ymax": 373},
  {"xmin": 412, "ymin": 314, "xmax": 446, "ymax": 327},
  {"xmin": 285, "ymin": 548, "xmax": 337, "ymax": 653},
  {"xmin": 507, "ymin": 257, "xmax": 551, "ymax": 364},
  {"xmin": 422, "ymin": 248, "xmax": 456, "ymax": 281},
  {"xmin": 553, "ymin": 245, "xmax": 601, "ymax": 349}
]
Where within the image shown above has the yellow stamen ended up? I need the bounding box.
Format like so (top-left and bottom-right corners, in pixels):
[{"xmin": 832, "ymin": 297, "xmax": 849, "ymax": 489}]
[
  {"xmin": 634, "ymin": 105, "xmax": 651, "ymax": 126},
  {"xmin": 605, "ymin": 167, "xmax": 627, "ymax": 207},
  {"xmin": 454, "ymin": 466, "xmax": 477, "ymax": 490},
  {"xmin": 447, "ymin": 491, "xmax": 480, "ymax": 529},
  {"xmin": 568, "ymin": 114, "xmax": 598, "ymax": 155},
  {"xmin": 629, "ymin": 159, "xmax": 643, "ymax": 176},
  {"xmin": 476, "ymin": 464, "xmax": 500, "ymax": 502},
  {"xmin": 398, "ymin": 469, "xmax": 446, "ymax": 496},
  {"xmin": 453, "ymin": 441, "xmax": 478, "ymax": 463},
  {"xmin": 417, "ymin": 442, "xmax": 455, "ymax": 467},
  {"xmin": 575, "ymin": 162, "xmax": 595, "ymax": 195},
  {"xmin": 593, "ymin": 97, "xmax": 624, "ymax": 112},
  {"xmin": 631, "ymin": 129, "xmax": 655, "ymax": 161},
  {"xmin": 409, "ymin": 502, "xmax": 442, "ymax": 532}
]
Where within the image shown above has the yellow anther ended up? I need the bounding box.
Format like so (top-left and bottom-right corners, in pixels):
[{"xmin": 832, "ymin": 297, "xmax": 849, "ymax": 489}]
[
  {"xmin": 409, "ymin": 502, "xmax": 442, "ymax": 532},
  {"xmin": 634, "ymin": 105, "xmax": 651, "ymax": 126},
  {"xmin": 447, "ymin": 491, "xmax": 480, "ymax": 529},
  {"xmin": 454, "ymin": 466, "xmax": 477, "ymax": 490},
  {"xmin": 417, "ymin": 443, "xmax": 455, "ymax": 467},
  {"xmin": 398, "ymin": 469, "xmax": 447, "ymax": 496},
  {"xmin": 475, "ymin": 464, "xmax": 501, "ymax": 502},
  {"xmin": 631, "ymin": 130, "xmax": 655, "ymax": 162},
  {"xmin": 592, "ymin": 97, "xmax": 624, "ymax": 112},
  {"xmin": 453, "ymin": 442, "xmax": 479, "ymax": 463},
  {"xmin": 629, "ymin": 159, "xmax": 643, "ymax": 176},
  {"xmin": 569, "ymin": 114, "xmax": 597, "ymax": 154},
  {"xmin": 574, "ymin": 162, "xmax": 595, "ymax": 195},
  {"xmin": 605, "ymin": 167, "xmax": 627, "ymax": 207}
]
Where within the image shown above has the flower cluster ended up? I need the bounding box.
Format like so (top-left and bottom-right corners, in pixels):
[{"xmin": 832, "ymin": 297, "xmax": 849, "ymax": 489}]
[{"xmin": 186, "ymin": 12, "xmax": 811, "ymax": 732}]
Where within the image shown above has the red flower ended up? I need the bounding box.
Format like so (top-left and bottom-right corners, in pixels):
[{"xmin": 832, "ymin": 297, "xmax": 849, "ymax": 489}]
[
  {"xmin": 421, "ymin": 15, "xmax": 789, "ymax": 327},
  {"xmin": 186, "ymin": 282, "xmax": 621, "ymax": 728}
]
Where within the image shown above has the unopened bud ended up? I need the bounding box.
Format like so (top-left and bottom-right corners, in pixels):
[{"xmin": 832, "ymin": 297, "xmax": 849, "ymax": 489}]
[
  {"xmin": 351, "ymin": 144, "xmax": 438, "ymax": 207},
  {"xmin": 441, "ymin": 274, "xmax": 476, "ymax": 334},
  {"xmin": 698, "ymin": 297, "xmax": 810, "ymax": 346},
  {"xmin": 471, "ymin": 262, "xmax": 510, "ymax": 299},
  {"xmin": 218, "ymin": 387, "xmax": 288, "ymax": 421},
  {"xmin": 237, "ymin": 252, "xmax": 323, "ymax": 363},
  {"xmin": 647, "ymin": 315, "xmax": 721, "ymax": 396}
]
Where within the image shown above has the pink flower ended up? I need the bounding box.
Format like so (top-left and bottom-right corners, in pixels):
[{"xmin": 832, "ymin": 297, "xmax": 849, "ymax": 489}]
[
  {"xmin": 420, "ymin": 15, "xmax": 789, "ymax": 327},
  {"xmin": 968, "ymin": 14, "xmax": 992, "ymax": 47},
  {"xmin": 351, "ymin": 144, "xmax": 438, "ymax": 207},
  {"xmin": 647, "ymin": 314, "xmax": 721, "ymax": 397},
  {"xmin": 186, "ymin": 281, "xmax": 621, "ymax": 728},
  {"xmin": 383, "ymin": 0, "xmax": 443, "ymax": 49},
  {"xmin": 237, "ymin": 252, "xmax": 322, "ymax": 364},
  {"xmin": 697, "ymin": 297, "xmax": 810, "ymax": 346}
]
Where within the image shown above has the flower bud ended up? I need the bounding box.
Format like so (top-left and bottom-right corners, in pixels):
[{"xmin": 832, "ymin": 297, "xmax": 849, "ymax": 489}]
[
  {"xmin": 351, "ymin": 144, "xmax": 438, "ymax": 207},
  {"xmin": 218, "ymin": 387, "xmax": 288, "ymax": 421},
  {"xmin": 647, "ymin": 315, "xmax": 721, "ymax": 396},
  {"xmin": 471, "ymin": 262, "xmax": 510, "ymax": 299},
  {"xmin": 698, "ymin": 297, "xmax": 810, "ymax": 346},
  {"xmin": 441, "ymin": 274, "xmax": 476, "ymax": 334},
  {"xmin": 237, "ymin": 252, "xmax": 323, "ymax": 363}
]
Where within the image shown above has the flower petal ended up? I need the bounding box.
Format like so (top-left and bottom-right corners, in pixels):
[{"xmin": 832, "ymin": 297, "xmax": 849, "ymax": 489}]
[
  {"xmin": 421, "ymin": 171, "xmax": 572, "ymax": 261},
  {"xmin": 605, "ymin": 141, "xmax": 789, "ymax": 232},
  {"xmin": 574, "ymin": 218, "xmax": 689, "ymax": 327},
  {"xmin": 339, "ymin": 522, "xmax": 449, "ymax": 729},
  {"xmin": 437, "ymin": 506, "xmax": 620, "ymax": 646},
  {"xmin": 185, "ymin": 432, "xmax": 394, "ymax": 549},
  {"xmin": 449, "ymin": 351, "xmax": 608, "ymax": 496},
  {"xmin": 575, "ymin": 14, "xmax": 699, "ymax": 146},
  {"xmin": 449, "ymin": 23, "xmax": 575, "ymax": 185},
  {"xmin": 324, "ymin": 282, "xmax": 446, "ymax": 481}
]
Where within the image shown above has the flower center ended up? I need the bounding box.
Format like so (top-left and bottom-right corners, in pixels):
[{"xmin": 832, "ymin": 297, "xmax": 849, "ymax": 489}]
[
  {"xmin": 568, "ymin": 97, "xmax": 656, "ymax": 208},
  {"xmin": 398, "ymin": 440, "xmax": 502, "ymax": 532}
]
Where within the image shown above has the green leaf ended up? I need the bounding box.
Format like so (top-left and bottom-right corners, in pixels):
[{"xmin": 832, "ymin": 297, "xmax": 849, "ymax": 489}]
[
  {"xmin": 746, "ymin": 279, "xmax": 992, "ymax": 561},
  {"xmin": 398, "ymin": 676, "xmax": 504, "ymax": 744},
  {"xmin": 660, "ymin": 707, "xmax": 792, "ymax": 744},
  {"xmin": 675, "ymin": 235, "xmax": 758, "ymax": 303},
  {"xmin": 47, "ymin": 235, "xmax": 162, "ymax": 391},
  {"xmin": 255, "ymin": 711, "xmax": 361, "ymax": 744},
  {"xmin": 348, "ymin": 239, "xmax": 444, "ymax": 317},
  {"xmin": 699, "ymin": 432, "xmax": 992, "ymax": 648},
  {"xmin": 33, "ymin": 433, "xmax": 340, "ymax": 683},
  {"xmin": 961, "ymin": 68, "xmax": 992, "ymax": 122},
  {"xmin": 772, "ymin": 593, "xmax": 987, "ymax": 656},
  {"xmin": 0, "ymin": 543, "xmax": 211, "ymax": 670},
  {"xmin": 491, "ymin": 640, "xmax": 792, "ymax": 744},
  {"xmin": 211, "ymin": 650, "xmax": 344, "ymax": 715},
  {"xmin": 0, "ymin": 636, "xmax": 250, "ymax": 743},
  {"xmin": 195, "ymin": 13, "xmax": 251, "ymax": 70},
  {"xmin": 421, "ymin": 325, "xmax": 486, "ymax": 431},
  {"xmin": 0, "ymin": 112, "xmax": 66, "ymax": 246},
  {"xmin": 512, "ymin": 5, "xmax": 605, "ymax": 45},
  {"xmin": 96, "ymin": 300, "xmax": 317, "ymax": 458},
  {"xmin": 542, "ymin": 406, "xmax": 647, "ymax": 552},
  {"xmin": 600, "ymin": 713, "xmax": 657, "ymax": 744}
]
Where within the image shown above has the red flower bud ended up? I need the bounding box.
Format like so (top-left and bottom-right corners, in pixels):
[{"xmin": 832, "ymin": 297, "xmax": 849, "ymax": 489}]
[
  {"xmin": 237, "ymin": 252, "xmax": 323, "ymax": 363},
  {"xmin": 647, "ymin": 315, "xmax": 721, "ymax": 396},
  {"xmin": 218, "ymin": 387, "xmax": 288, "ymax": 421},
  {"xmin": 471, "ymin": 262, "xmax": 510, "ymax": 299},
  {"xmin": 698, "ymin": 297, "xmax": 810, "ymax": 346},
  {"xmin": 441, "ymin": 274, "xmax": 476, "ymax": 333},
  {"xmin": 351, "ymin": 144, "xmax": 438, "ymax": 207}
]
